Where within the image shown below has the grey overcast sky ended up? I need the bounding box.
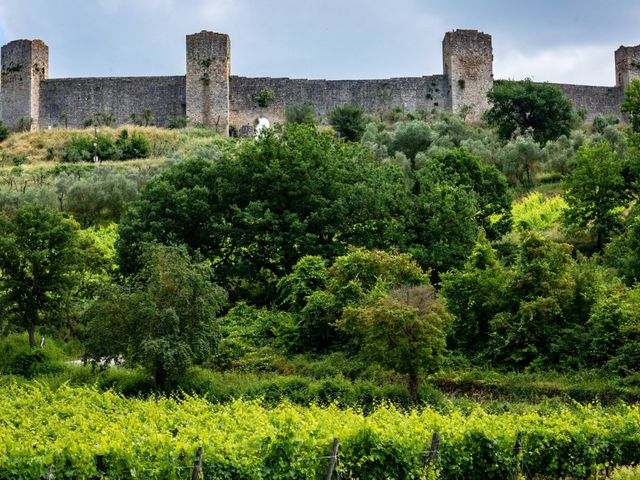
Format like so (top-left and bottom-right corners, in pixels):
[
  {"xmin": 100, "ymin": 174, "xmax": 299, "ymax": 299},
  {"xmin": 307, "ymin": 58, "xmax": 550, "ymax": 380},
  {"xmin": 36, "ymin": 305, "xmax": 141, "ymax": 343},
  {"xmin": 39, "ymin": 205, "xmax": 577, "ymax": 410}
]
[{"xmin": 1, "ymin": 0, "xmax": 639, "ymax": 86}]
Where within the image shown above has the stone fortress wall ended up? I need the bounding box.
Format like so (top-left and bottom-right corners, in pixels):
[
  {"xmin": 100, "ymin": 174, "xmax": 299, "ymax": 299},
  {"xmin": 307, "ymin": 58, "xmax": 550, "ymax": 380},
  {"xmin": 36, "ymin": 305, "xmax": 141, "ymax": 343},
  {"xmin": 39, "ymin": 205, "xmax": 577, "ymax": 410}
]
[{"xmin": 1, "ymin": 29, "xmax": 639, "ymax": 135}]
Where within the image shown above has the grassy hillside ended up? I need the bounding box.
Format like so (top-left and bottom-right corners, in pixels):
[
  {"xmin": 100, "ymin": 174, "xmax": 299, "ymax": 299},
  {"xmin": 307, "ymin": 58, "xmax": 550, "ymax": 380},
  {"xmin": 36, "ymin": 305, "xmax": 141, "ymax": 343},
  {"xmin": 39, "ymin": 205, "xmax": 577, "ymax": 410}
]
[{"xmin": 0, "ymin": 125, "xmax": 233, "ymax": 165}]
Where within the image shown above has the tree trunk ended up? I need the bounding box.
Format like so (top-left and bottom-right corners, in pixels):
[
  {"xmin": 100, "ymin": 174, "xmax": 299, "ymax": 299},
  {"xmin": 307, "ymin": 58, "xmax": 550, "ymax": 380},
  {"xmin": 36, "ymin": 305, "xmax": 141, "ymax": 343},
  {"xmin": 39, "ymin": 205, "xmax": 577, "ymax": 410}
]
[
  {"xmin": 154, "ymin": 364, "xmax": 167, "ymax": 390},
  {"xmin": 28, "ymin": 325, "xmax": 36, "ymax": 349},
  {"xmin": 408, "ymin": 372, "xmax": 419, "ymax": 403},
  {"xmin": 597, "ymin": 230, "xmax": 604, "ymax": 251}
]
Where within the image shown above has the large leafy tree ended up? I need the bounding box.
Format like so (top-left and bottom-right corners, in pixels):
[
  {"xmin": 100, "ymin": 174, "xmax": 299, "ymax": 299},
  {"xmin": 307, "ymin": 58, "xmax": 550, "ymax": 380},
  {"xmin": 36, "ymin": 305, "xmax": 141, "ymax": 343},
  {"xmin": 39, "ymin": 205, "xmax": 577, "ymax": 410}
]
[
  {"xmin": 417, "ymin": 148, "xmax": 512, "ymax": 238},
  {"xmin": 486, "ymin": 79, "xmax": 576, "ymax": 144},
  {"xmin": 82, "ymin": 244, "xmax": 227, "ymax": 388},
  {"xmin": 407, "ymin": 181, "xmax": 479, "ymax": 276},
  {"xmin": 563, "ymin": 142, "xmax": 632, "ymax": 249},
  {"xmin": 279, "ymin": 248, "xmax": 429, "ymax": 353},
  {"xmin": 338, "ymin": 284, "xmax": 452, "ymax": 402},
  {"xmin": 0, "ymin": 205, "xmax": 84, "ymax": 347},
  {"xmin": 117, "ymin": 124, "xmax": 405, "ymax": 298}
]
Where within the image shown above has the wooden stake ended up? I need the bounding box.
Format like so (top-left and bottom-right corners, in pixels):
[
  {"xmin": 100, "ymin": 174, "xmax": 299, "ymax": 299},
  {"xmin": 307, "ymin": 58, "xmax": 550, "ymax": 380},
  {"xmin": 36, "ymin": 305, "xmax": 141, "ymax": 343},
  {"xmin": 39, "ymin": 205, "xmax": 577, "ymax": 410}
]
[
  {"xmin": 425, "ymin": 432, "xmax": 440, "ymax": 470},
  {"xmin": 324, "ymin": 438, "xmax": 340, "ymax": 480},
  {"xmin": 512, "ymin": 432, "xmax": 523, "ymax": 480},
  {"xmin": 191, "ymin": 446, "xmax": 204, "ymax": 480}
]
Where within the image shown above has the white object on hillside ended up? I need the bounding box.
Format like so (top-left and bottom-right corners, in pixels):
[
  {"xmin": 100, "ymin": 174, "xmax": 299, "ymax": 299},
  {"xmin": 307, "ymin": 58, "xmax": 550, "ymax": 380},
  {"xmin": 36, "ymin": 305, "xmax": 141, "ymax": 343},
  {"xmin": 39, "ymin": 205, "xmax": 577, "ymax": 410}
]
[{"xmin": 255, "ymin": 117, "xmax": 270, "ymax": 139}]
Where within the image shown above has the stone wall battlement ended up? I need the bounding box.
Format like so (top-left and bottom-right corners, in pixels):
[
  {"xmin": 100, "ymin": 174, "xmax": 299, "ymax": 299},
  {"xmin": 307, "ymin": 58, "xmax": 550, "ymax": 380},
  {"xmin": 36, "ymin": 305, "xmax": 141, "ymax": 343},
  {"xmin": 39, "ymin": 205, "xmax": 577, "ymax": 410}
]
[{"xmin": 0, "ymin": 29, "xmax": 637, "ymax": 134}]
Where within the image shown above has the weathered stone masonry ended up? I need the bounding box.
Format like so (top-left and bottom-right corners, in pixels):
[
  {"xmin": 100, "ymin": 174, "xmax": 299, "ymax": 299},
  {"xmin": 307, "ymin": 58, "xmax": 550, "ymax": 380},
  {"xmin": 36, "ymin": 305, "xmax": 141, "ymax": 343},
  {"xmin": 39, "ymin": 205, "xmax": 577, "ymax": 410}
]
[{"xmin": 0, "ymin": 29, "xmax": 638, "ymax": 133}]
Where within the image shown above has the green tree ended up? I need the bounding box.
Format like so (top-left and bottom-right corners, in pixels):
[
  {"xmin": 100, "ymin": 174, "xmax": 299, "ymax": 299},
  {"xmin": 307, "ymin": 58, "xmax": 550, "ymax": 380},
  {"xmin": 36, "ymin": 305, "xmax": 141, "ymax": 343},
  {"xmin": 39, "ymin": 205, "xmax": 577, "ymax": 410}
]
[
  {"xmin": 407, "ymin": 181, "xmax": 479, "ymax": 275},
  {"xmin": 338, "ymin": 284, "xmax": 452, "ymax": 402},
  {"xmin": 486, "ymin": 79, "xmax": 576, "ymax": 144},
  {"xmin": 389, "ymin": 120, "xmax": 433, "ymax": 166},
  {"xmin": 117, "ymin": 125, "xmax": 404, "ymax": 297},
  {"xmin": 584, "ymin": 286, "xmax": 640, "ymax": 374},
  {"xmin": 328, "ymin": 104, "xmax": 367, "ymax": 142},
  {"xmin": 606, "ymin": 216, "xmax": 640, "ymax": 285},
  {"xmin": 82, "ymin": 244, "xmax": 227, "ymax": 388},
  {"xmin": 418, "ymin": 148, "xmax": 512, "ymax": 239},
  {"xmin": 280, "ymin": 249, "xmax": 429, "ymax": 353},
  {"xmin": 563, "ymin": 142, "xmax": 631, "ymax": 249},
  {"xmin": 621, "ymin": 79, "xmax": 640, "ymax": 133},
  {"xmin": 440, "ymin": 230, "xmax": 508, "ymax": 355},
  {"xmin": 488, "ymin": 233, "xmax": 576, "ymax": 368},
  {"xmin": 497, "ymin": 135, "xmax": 548, "ymax": 187},
  {"xmin": 0, "ymin": 205, "xmax": 84, "ymax": 347},
  {"xmin": 592, "ymin": 113, "xmax": 620, "ymax": 134},
  {"xmin": 285, "ymin": 101, "xmax": 316, "ymax": 125},
  {"xmin": 66, "ymin": 172, "xmax": 138, "ymax": 227}
]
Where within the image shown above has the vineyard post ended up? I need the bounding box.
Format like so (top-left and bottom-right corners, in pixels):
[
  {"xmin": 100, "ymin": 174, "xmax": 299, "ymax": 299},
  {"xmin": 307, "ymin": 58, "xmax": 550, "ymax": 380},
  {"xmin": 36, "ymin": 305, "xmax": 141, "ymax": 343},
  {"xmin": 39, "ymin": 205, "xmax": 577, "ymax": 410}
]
[
  {"xmin": 96, "ymin": 455, "xmax": 106, "ymax": 475},
  {"xmin": 191, "ymin": 446, "xmax": 204, "ymax": 480},
  {"xmin": 45, "ymin": 463, "xmax": 53, "ymax": 480},
  {"xmin": 425, "ymin": 432, "xmax": 440, "ymax": 472},
  {"xmin": 512, "ymin": 432, "xmax": 523, "ymax": 480},
  {"xmin": 589, "ymin": 435, "xmax": 597, "ymax": 480},
  {"xmin": 324, "ymin": 438, "xmax": 340, "ymax": 480}
]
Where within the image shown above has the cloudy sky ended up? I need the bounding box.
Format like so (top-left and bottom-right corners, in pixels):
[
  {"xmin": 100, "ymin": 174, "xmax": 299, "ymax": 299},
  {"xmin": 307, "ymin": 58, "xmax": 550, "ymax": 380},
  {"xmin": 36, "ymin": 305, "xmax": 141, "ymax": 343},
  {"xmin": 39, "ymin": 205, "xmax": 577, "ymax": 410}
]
[{"xmin": 1, "ymin": 0, "xmax": 639, "ymax": 86}]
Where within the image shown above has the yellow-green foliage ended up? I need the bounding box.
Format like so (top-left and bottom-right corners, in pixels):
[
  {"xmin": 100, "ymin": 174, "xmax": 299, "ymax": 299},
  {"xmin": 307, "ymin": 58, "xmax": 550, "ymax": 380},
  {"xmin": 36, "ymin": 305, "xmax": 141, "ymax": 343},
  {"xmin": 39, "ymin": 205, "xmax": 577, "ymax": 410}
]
[
  {"xmin": 512, "ymin": 191, "xmax": 568, "ymax": 232},
  {"xmin": 613, "ymin": 466, "xmax": 640, "ymax": 480},
  {"xmin": 1, "ymin": 382, "xmax": 639, "ymax": 479}
]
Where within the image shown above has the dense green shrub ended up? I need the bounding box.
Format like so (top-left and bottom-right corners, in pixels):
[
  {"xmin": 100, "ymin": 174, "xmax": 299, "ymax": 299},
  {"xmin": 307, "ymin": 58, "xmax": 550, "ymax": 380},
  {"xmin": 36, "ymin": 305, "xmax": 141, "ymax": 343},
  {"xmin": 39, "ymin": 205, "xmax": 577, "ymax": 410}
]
[
  {"xmin": 511, "ymin": 191, "xmax": 567, "ymax": 232},
  {"xmin": 285, "ymin": 101, "xmax": 316, "ymax": 125},
  {"xmin": 0, "ymin": 121, "xmax": 10, "ymax": 142},
  {"xmin": 328, "ymin": 104, "xmax": 367, "ymax": 142},
  {"xmin": 167, "ymin": 115, "xmax": 189, "ymax": 129},
  {"xmin": 593, "ymin": 113, "xmax": 621, "ymax": 134},
  {"xmin": 0, "ymin": 333, "xmax": 65, "ymax": 377},
  {"xmin": 115, "ymin": 129, "xmax": 151, "ymax": 159},
  {"xmin": 116, "ymin": 125, "xmax": 403, "ymax": 295},
  {"xmin": 61, "ymin": 135, "xmax": 94, "ymax": 162}
]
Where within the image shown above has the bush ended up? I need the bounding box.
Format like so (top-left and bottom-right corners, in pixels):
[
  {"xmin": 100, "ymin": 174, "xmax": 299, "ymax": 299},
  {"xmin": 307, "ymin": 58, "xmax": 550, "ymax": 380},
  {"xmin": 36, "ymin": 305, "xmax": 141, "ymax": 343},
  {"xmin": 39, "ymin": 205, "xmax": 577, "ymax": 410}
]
[
  {"xmin": 0, "ymin": 121, "xmax": 10, "ymax": 142},
  {"xmin": 254, "ymin": 88, "xmax": 276, "ymax": 108},
  {"xmin": 115, "ymin": 129, "xmax": 151, "ymax": 159},
  {"xmin": 167, "ymin": 115, "xmax": 189, "ymax": 129},
  {"xmin": 593, "ymin": 113, "xmax": 620, "ymax": 134},
  {"xmin": 285, "ymin": 101, "xmax": 316, "ymax": 125},
  {"xmin": 0, "ymin": 333, "xmax": 65, "ymax": 377},
  {"xmin": 328, "ymin": 104, "xmax": 367, "ymax": 142},
  {"xmin": 512, "ymin": 192, "xmax": 568, "ymax": 232},
  {"xmin": 62, "ymin": 134, "xmax": 117, "ymax": 162},
  {"xmin": 61, "ymin": 135, "xmax": 94, "ymax": 163}
]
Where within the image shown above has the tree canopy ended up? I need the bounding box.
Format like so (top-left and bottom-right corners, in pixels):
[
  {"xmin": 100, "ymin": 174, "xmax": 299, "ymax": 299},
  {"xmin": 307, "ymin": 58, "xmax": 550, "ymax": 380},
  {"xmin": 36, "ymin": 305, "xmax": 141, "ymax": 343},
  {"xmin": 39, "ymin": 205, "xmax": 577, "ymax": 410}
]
[
  {"xmin": 82, "ymin": 244, "xmax": 227, "ymax": 388},
  {"xmin": 0, "ymin": 205, "xmax": 86, "ymax": 347},
  {"xmin": 485, "ymin": 79, "xmax": 577, "ymax": 144}
]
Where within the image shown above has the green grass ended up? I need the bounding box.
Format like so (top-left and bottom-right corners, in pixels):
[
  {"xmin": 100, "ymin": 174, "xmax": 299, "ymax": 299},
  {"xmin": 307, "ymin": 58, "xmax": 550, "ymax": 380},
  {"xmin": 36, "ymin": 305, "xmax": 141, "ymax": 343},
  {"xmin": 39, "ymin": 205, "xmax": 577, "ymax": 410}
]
[{"xmin": 0, "ymin": 125, "xmax": 235, "ymax": 165}]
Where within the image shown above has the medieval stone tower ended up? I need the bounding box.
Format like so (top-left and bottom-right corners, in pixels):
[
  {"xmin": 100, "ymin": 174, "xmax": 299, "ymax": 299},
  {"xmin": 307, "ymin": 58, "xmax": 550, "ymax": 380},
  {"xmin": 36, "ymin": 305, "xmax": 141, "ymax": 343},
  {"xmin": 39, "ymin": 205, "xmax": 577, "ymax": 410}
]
[
  {"xmin": 442, "ymin": 29, "xmax": 493, "ymax": 122},
  {"xmin": 186, "ymin": 31, "xmax": 230, "ymax": 135},
  {"xmin": 615, "ymin": 44, "xmax": 640, "ymax": 89},
  {"xmin": 1, "ymin": 39, "xmax": 48, "ymax": 130}
]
